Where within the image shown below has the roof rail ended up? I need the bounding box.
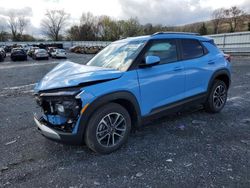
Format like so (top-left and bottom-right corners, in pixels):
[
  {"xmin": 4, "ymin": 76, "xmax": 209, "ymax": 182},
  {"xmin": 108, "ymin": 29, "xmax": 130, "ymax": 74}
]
[{"xmin": 152, "ymin": 32, "xmax": 200, "ymax": 36}]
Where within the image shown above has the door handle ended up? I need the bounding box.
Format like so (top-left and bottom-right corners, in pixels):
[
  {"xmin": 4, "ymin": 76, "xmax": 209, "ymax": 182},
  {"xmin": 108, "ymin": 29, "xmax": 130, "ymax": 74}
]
[
  {"xmin": 174, "ymin": 67, "xmax": 183, "ymax": 71},
  {"xmin": 208, "ymin": 60, "xmax": 215, "ymax": 65}
]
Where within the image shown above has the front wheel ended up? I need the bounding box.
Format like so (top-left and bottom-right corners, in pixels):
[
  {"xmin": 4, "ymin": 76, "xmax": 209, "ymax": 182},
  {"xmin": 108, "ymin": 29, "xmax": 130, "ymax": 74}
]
[
  {"xmin": 205, "ymin": 79, "xmax": 228, "ymax": 113},
  {"xmin": 85, "ymin": 103, "xmax": 131, "ymax": 154}
]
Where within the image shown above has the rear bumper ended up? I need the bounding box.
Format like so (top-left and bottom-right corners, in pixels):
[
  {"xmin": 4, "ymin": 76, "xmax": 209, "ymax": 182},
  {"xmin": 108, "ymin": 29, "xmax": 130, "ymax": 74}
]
[
  {"xmin": 35, "ymin": 56, "xmax": 49, "ymax": 59},
  {"xmin": 54, "ymin": 54, "xmax": 66, "ymax": 58},
  {"xmin": 34, "ymin": 116, "xmax": 83, "ymax": 145}
]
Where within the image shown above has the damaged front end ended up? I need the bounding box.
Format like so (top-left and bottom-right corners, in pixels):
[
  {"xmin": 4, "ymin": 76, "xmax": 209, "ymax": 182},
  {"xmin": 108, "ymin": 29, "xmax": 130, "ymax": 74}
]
[
  {"xmin": 34, "ymin": 88, "xmax": 84, "ymax": 144},
  {"xmin": 33, "ymin": 61, "xmax": 123, "ymax": 144}
]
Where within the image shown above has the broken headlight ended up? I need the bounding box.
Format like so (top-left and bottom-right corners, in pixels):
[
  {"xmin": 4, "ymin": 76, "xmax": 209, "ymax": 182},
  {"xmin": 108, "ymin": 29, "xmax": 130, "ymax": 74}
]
[
  {"xmin": 55, "ymin": 103, "xmax": 65, "ymax": 113},
  {"xmin": 35, "ymin": 91, "xmax": 82, "ymax": 120},
  {"xmin": 54, "ymin": 100, "xmax": 80, "ymax": 117}
]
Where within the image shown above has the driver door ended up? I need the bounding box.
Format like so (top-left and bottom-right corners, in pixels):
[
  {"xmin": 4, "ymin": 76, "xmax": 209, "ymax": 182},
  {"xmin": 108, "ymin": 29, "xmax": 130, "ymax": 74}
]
[{"xmin": 136, "ymin": 39, "xmax": 185, "ymax": 115}]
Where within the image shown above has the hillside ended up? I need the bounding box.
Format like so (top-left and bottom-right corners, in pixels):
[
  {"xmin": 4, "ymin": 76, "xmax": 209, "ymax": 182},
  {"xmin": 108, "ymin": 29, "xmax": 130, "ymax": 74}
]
[{"xmin": 170, "ymin": 14, "xmax": 250, "ymax": 34}]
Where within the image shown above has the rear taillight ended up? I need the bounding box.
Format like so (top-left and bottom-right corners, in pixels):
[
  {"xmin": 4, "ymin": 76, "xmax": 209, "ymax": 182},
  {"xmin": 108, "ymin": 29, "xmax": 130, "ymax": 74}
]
[{"xmin": 224, "ymin": 54, "xmax": 231, "ymax": 62}]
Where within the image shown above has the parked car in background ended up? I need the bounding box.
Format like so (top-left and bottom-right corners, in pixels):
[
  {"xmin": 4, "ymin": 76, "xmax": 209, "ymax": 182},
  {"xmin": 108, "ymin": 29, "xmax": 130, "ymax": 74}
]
[
  {"xmin": 33, "ymin": 49, "xmax": 49, "ymax": 60},
  {"xmin": 51, "ymin": 49, "xmax": 67, "ymax": 58},
  {"xmin": 0, "ymin": 48, "xmax": 6, "ymax": 58},
  {"xmin": 11, "ymin": 48, "xmax": 27, "ymax": 61},
  {"xmin": 4, "ymin": 45, "xmax": 12, "ymax": 53},
  {"xmin": 0, "ymin": 51, "xmax": 4, "ymax": 62},
  {"xmin": 34, "ymin": 32, "xmax": 231, "ymax": 154},
  {"xmin": 28, "ymin": 47, "xmax": 39, "ymax": 57},
  {"xmin": 69, "ymin": 45, "xmax": 80, "ymax": 52},
  {"xmin": 84, "ymin": 46, "xmax": 101, "ymax": 54},
  {"xmin": 22, "ymin": 44, "xmax": 32, "ymax": 53},
  {"xmin": 70, "ymin": 45, "xmax": 104, "ymax": 54},
  {"xmin": 47, "ymin": 47, "xmax": 58, "ymax": 56}
]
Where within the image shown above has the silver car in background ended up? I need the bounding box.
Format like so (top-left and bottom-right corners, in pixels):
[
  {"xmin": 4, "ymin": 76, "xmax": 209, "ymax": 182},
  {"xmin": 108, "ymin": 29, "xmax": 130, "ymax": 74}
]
[
  {"xmin": 33, "ymin": 49, "xmax": 49, "ymax": 60},
  {"xmin": 51, "ymin": 49, "xmax": 67, "ymax": 58}
]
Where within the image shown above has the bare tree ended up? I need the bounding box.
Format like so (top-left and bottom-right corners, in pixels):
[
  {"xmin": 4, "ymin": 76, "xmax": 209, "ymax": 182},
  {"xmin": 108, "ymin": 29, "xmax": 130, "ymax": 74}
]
[
  {"xmin": 7, "ymin": 12, "xmax": 18, "ymax": 41},
  {"xmin": 211, "ymin": 8, "xmax": 225, "ymax": 34},
  {"xmin": 0, "ymin": 19, "xmax": 8, "ymax": 41},
  {"xmin": 80, "ymin": 12, "xmax": 97, "ymax": 26},
  {"xmin": 41, "ymin": 10, "xmax": 70, "ymax": 41},
  {"xmin": 18, "ymin": 16, "xmax": 28, "ymax": 37},
  {"xmin": 224, "ymin": 6, "xmax": 245, "ymax": 32},
  {"xmin": 6, "ymin": 11, "xmax": 29, "ymax": 41}
]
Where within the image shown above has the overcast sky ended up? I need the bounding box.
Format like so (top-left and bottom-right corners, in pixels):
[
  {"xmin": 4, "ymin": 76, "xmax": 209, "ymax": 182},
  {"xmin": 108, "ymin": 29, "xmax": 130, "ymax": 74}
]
[{"xmin": 0, "ymin": 0, "xmax": 249, "ymax": 35}]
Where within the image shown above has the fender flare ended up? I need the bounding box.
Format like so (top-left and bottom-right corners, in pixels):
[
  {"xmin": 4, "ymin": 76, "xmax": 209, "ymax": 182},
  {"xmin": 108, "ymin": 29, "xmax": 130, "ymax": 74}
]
[
  {"xmin": 77, "ymin": 91, "xmax": 141, "ymax": 141},
  {"xmin": 207, "ymin": 68, "xmax": 231, "ymax": 92}
]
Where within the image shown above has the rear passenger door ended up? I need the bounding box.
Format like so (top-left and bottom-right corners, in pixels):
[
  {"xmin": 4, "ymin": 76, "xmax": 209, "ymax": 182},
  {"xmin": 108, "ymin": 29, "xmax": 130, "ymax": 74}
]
[{"xmin": 179, "ymin": 39, "xmax": 212, "ymax": 98}]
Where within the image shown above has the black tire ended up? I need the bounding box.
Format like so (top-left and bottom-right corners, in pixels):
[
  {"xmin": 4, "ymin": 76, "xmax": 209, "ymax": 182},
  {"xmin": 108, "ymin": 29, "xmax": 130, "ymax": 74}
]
[
  {"xmin": 205, "ymin": 79, "xmax": 228, "ymax": 113},
  {"xmin": 85, "ymin": 103, "xmax": 131, "ymax": 154}
]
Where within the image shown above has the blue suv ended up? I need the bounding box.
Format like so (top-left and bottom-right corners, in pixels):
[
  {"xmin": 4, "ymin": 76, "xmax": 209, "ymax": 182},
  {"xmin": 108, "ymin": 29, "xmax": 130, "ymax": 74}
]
[{"xmin": 34, "ymin": 32, "xmax": 231, "ymax": 154}]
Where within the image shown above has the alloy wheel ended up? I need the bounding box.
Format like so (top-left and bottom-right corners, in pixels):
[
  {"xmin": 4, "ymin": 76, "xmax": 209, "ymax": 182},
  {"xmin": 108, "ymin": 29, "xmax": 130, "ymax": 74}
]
[
  {"xmin": 213, "ymin": 85, "xmax": 227, "ymax": 109},
  {"xmin": 96, "ymin": 112, "xmax": 127, "ymax": 147}
]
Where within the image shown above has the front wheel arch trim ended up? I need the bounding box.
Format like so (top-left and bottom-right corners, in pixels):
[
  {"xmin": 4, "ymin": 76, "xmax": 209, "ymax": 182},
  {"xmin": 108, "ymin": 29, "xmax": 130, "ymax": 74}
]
[{"xmin": 77, "ymin": 91, "xmax": 141, "ymax": 143}]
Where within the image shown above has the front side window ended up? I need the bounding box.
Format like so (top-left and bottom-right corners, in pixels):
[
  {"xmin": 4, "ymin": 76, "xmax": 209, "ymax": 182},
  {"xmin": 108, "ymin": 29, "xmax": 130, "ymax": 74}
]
[
  {"xmin": 181, "ymin": 39, "xmax": 204, "ymax": 60},
  {"xmin": 144, "ymin": 40, "xmax": 178, "ymax": 64}
]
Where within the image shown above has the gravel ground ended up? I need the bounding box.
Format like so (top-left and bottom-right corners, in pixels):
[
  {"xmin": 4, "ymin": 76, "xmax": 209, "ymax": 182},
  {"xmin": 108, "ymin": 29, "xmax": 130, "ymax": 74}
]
[{"xmin": 0, "ymin": 53, "xmax": 250, "ymax": 188}]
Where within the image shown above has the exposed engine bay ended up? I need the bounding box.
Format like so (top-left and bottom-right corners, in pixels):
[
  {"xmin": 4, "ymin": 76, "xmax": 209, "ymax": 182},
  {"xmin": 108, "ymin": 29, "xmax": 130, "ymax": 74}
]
[{"xmin": 35, "ymin": 93, "xmax": 82, "ymax": 133}]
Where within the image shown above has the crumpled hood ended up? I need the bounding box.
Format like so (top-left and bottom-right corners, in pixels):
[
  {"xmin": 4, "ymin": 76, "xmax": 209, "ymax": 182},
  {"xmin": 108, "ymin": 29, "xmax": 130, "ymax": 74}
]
[{"xmin": 35, "ymin": 61, "xmax": 123, "ymax": 91}]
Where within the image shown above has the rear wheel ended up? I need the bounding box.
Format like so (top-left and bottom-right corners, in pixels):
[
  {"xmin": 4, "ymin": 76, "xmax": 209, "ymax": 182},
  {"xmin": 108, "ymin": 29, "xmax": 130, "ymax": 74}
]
[
  {"xmin": 205, "ymin": 79, "xmax": 228, "ymax": 113},
  {"xmin": 85, "ymin": 103, "xmax": 131, "ymax": 154}
]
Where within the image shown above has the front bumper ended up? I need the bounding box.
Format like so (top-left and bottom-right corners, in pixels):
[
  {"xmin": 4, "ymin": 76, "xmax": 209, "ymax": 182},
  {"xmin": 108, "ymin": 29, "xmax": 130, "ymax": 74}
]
[{"xmin": 34, "ymin": 115, "xmax": 83, "ymax": 145}]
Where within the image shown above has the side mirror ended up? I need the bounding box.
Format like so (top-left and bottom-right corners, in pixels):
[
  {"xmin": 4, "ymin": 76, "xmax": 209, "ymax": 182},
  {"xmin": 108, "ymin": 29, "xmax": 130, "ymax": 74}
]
[{"xmin": 140, "ymin": 55, "xmax": 160, "ymax": 68}]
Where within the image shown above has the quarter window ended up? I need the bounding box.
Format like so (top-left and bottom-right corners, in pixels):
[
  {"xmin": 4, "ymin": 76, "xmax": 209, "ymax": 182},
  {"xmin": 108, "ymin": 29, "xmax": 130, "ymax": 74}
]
[
  {"xmin": 145, "ymin": 40, "xmax": 177, "ymax": 64},
  {"xmin": 181, "ymin": 39, "xmax": 204, "ymax": 60}
]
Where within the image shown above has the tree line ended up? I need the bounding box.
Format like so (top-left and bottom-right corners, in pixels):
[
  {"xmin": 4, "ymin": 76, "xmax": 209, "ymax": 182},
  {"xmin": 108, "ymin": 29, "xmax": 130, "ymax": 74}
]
[
  {"xmin": 211, "ymin": 6, "xmax": 247, "ymax": 34},
  {"xmin": 0, "ymin": 6, "xmax": 249, "ymax": 42}
]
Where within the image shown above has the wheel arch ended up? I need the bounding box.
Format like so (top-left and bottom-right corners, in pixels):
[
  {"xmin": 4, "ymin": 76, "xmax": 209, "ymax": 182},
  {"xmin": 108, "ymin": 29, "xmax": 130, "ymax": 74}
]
[
  {"xmin": 207, "ymin": 69, "xmax": 231, "ymax": 92},
  {"xmin": 78, "ymin": 91, "xmax": 141, "ymax": 142}
]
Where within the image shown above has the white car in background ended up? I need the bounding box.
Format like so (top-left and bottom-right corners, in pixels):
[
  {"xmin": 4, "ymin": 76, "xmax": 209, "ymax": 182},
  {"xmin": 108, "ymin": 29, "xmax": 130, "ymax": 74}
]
[{"xmin": 51, "ymin": 49, "xmax": 67, "ymax": 58}]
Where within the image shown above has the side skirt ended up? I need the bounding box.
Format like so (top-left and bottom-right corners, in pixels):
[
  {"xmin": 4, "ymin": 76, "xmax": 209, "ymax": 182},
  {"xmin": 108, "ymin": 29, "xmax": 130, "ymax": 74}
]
[{"xmin": 141, "ymin": 93, "xmax": 207, "ymax": 123}]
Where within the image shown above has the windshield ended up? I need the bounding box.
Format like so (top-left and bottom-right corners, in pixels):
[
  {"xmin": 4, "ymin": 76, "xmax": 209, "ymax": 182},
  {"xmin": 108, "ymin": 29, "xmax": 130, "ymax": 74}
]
[
  {"xmin": 13, "ymin": 49, "xmax": 24, "ymax": 53},
  {"xmin": 36, "ymin": 49, "xmax": 46, "ymax": 53},
  {"xmin": 87, "ymin": 40, "xmax": 145, "ymax": 71},
  {"xmin": 58, "ymin": 49, "xmax": 65, "ymax": 52}
]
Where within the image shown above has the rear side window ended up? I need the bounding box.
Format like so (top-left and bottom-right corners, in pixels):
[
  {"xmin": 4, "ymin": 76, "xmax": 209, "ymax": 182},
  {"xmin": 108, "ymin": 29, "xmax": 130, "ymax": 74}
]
[
  {"xmin": 145, "ymin": 40, "xmax": 177, "ymax": 64},
  {"xmin": 181, "ymin": 39, "xmax": 204, "ymax": 60}
]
